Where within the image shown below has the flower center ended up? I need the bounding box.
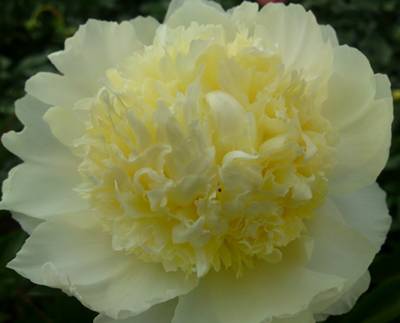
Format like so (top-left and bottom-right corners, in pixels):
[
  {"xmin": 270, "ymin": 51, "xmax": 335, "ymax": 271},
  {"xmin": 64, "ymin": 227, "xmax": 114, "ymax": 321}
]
[{"xmin": 77, "ymin": 24, "xmax": 334, "ymax": 277}]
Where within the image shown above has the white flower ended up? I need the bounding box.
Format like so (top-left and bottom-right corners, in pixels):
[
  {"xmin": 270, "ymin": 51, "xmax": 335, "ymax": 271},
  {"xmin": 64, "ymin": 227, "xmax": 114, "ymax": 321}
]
[{"xmin": 1, "ymin": 0, "xmax": 393, "ymax": 322}]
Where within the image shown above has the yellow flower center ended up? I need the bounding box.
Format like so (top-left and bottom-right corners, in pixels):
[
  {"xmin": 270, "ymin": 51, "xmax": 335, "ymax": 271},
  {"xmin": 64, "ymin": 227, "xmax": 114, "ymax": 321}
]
[{"xmin": 77, "ymin": 23, "xmax": 334, "ymax": 277}]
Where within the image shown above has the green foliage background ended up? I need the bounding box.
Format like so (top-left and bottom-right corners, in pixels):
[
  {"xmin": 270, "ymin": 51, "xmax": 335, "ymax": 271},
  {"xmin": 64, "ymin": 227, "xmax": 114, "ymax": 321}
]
[{"xmin": 0, "ymin": 0, "xmax": 399, "ymax": 322}]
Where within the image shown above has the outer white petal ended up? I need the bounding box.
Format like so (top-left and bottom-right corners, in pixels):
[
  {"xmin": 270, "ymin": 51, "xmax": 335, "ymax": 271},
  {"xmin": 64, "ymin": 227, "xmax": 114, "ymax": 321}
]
[
  {"xmin": 172, "ymin": 245, "xmax": 343, "ymax": 323},
  {"xmin": 324, "ymin": 47, "xmax": 393, "ymax": 194},
  {"xmin": 94, "ymin": 299, "xmax": 177, "ymax": 323},
  {"xmin": 7, "ymin": 213, "xmax": 197, "ymax": 320},
  {"xmin": 0, "ymin": 96, "xmax": 87, "ymax": 219},
  {"xmin": 313, "ymin": 183, "xmax": 391, "ymax": 318},
  {"xmin": 307, "ymin": 198, "xmax": 381, "ymax": 314}
]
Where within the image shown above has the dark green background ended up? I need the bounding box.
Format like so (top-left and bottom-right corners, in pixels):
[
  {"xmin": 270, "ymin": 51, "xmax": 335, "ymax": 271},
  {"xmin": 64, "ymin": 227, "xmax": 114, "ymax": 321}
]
[{"xmin": 0, "ymin": 0, "xmax": 399, "ymax": 322}]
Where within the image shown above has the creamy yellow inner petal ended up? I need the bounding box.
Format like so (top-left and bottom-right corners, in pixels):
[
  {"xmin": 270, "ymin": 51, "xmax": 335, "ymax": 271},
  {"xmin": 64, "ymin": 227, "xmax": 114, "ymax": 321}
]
[{"xmin": 76, "ymin": 23, "xmax": 334, "ymax": 277}]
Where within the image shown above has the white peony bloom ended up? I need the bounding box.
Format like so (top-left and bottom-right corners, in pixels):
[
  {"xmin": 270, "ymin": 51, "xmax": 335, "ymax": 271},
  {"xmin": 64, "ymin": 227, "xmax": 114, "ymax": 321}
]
[{"xmin": 1, "ymin": 0, "xmax": 393, "ymax": 322}]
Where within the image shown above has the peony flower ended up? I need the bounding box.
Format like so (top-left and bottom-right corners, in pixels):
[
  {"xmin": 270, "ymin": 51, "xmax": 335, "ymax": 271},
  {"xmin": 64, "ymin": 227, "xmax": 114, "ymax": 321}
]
[{"xmin": 1, "ymin": 0, "xmax": 393, "ymax": 322}]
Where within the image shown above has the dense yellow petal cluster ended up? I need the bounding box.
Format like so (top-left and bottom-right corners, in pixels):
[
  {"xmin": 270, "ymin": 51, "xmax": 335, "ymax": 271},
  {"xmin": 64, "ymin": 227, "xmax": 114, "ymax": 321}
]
[{"xmin": 76, "ymin": 23, "xmax": 334, "ymax": 277}]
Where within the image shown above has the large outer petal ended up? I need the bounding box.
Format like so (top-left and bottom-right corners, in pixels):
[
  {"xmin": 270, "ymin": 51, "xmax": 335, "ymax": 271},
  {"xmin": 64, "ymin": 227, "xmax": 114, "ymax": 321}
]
[
  {"xmin": 7, "ymin": 214, "xmax": 197, "ymax": 320},
  {"xmin": 94, "ymin": 299, "xmax": 177, "ymax": 323},
  {"xmin": 171, "ymin": 243, "xmax": 343, "ymax": 323},
  {"xmin": 313, "ymin": 184, "xmax": 391, "ymax": 317},
  {"xmin": 324, "ymin": 47, "xmax": 393, "ymax": 194},
  {"xmin": 307, "ymin": 201, "xmax": 376, "ymax": 284},
  {"xmin": 0, "ymin": 96, "xmax": 87, "ymax": 221},
  {"xmin": 307, "ymin": 188, "xmax": 390, "ymax": 317}
]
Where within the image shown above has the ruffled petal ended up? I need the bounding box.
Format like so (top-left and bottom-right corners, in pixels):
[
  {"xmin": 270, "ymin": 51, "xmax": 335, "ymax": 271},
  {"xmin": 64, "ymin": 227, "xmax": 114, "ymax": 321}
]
[
  {"xmin": 313, "ymin": 184, "xmax": 391, "ymax": 317},
  {"xmin": 7, "ymin": 213, "xmax": 197, "ymax": 320},
  {"xmin": 94, "ymin": 299, "xmax": 177, "ymax": 323}
]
